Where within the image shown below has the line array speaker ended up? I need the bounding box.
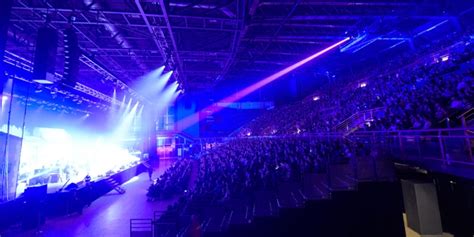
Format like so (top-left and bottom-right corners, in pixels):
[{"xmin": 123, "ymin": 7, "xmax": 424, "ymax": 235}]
[
  {"xmin": 0, "ymin": 0, "xmax": 14, "ymax": 93},
  {"xmin": 63, "ymin": 27, "xmax": 80, "ymax": 86},
  {"xmin": 32, "ymin": 27, "xmax": 58, "ymax": 84}
]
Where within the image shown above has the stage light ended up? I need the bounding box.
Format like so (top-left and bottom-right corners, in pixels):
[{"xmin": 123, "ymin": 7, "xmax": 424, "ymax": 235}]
[
  {"xmin": 154, "ymin": 81, "xmax": 179, "ymax": 116},
  {"xmin": 1, "ymin": 95, "xmax": 8, "ymax": 111},
  {"xmin": 441, "ymin": 55, "xmax": 449, "ymax": 62},
  {"xmin": 16, "ymin": 126, "xmax": 141, "ymax": 195},
  {"xmin": 154, "ymin": 71, "xmax": 173, "ymax": 93},
  {"xmin": 121, "ymin": 95, "xmax": 126, "ymax": 107},
  {"xmin": 176, "ymin": 37, "xmax": 351, "ymax": 131},
  {"xmin": 137, "ymin": 105, "xmax": 144, "ymax": 118},
  {"xmin": 134, "ymin": 66, "xmax": 171, "ymax": 99},
  {"xmin": 125, "ymin": 98, "xmax": 133, "ymax": 112},
  {"xmin": 312, "ymin": 96, "xmax": 320, "ymax": 101},
  {"xmin": 143, "ymin": 66, "xmax": 165, "ymax": 79}
]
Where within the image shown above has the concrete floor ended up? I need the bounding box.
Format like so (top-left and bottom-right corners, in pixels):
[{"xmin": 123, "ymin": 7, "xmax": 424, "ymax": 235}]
[{"xmin": 403, "ymin": 214, "xmax": 453, "ymax": 237}]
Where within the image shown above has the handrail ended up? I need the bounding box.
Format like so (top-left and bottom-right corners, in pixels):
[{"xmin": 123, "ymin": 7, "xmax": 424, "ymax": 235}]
[
  {"xmin": 350, "ymin": 127, "xmax": 474, "ymax": 135},
  {"xmin": 353, "ymin": 134, "xmax": 474, "ymax": 139},
  {"xmin": 334, "ymin": 112, "xmax": 360, "ymax": 130},
  {"xmin": 457, "ymin": 107, "xmax": 474, "ymax": 119},
  {"xmin": 198, "ymin": 127, "xmax": 474, "ymax": 142},
  {"xmin": 333, "ymin": 107, "xmax": 384, "ymax": 131}
]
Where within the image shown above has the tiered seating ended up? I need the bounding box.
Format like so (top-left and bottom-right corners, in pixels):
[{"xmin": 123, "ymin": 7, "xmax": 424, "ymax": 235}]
[
  {"xmin": 152, "ymin": 137, "xmax": 392, "ymax": 237},
  {"xmin": 151, "ymin": 26, "xmax": 474, "ymax": 237},
  {"xmin": 147, "ymin": 159, "xmax": 192, "ymax": 200},
  {"xmin": 239, "ymin": 36, "xmax": 474, "ymax": 136}
]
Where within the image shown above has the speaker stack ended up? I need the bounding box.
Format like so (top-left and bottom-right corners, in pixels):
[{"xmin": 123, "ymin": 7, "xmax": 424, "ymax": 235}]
[
  {"xmin": 0, "ymin": 0, "xmax": 13, "ymax": 94},
  {"xmin": 63, "ymin": 27, "xmax": 80, "ymax": 86},
  {"xmin": 32, "ymin": 27, "xmax": 58, "ymax": 84}
]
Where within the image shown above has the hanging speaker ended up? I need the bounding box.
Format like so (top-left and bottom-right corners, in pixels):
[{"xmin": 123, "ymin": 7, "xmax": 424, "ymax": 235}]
[
  {"xmin": 63, "ymin": 27, "xmax": 80, "ymax": 86},
  {"xmin": 32, "ymin": 27, "xmax": 58, "ymax": 84},
  {"xmin": 0, "ymin": 0, "xmax": 13, "ymax": 94}
]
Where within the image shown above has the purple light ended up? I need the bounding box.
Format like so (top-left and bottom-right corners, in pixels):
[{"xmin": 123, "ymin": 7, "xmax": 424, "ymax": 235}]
[{"xmin": 176, "ymin": 37, "xmax": 351, "ymax": 131}]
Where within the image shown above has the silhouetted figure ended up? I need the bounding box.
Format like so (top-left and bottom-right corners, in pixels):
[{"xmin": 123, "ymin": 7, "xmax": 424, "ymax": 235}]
[
  {"xmin": 83, "ymin": 174, "xmax": 93, "ymax": 207},
  {"xmin": 148, "ymin": 165, "xmax": 154, "ymax": 181}
]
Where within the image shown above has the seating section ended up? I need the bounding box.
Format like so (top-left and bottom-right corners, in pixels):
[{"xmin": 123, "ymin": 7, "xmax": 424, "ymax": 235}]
[
  {"xmin": 239, "ymin": 37, "xmax": 474, "ymax": 136},
  {"xmin": 151, "ymin": 32, "xmax": 474, "ymax": 237},
  {"xmin": 152, "ymin": 137, "xmax": 400, "ymax": 237},
  {"xmin": 147, "ymin": 159, "xmax": 192, "ymax": 200}
]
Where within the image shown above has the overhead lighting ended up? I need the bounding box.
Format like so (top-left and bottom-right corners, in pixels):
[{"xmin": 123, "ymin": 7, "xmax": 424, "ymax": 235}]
[{"xmin": 33, "ymin": 79, "xmax": 55, "ymax": 85}]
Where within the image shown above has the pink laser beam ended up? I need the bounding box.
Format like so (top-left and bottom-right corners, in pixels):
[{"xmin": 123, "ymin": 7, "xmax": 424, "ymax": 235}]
[{"xmin": 176, "ymin": 37, "xmax": 351, "ymax": 131}]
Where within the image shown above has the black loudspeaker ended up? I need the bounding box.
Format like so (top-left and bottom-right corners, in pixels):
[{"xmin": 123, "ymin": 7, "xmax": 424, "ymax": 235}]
[
  {"xmin": 63, "ymin": 27, "xmax": 80, "ymax": 86},
  {"xmin": 22, "ymin": 185, "xmax": 47, "ymax": 230},
  {"xmin": 0, "ymin": 0, "xmax": 13, "ymax": 94},
  {"xmin": 32, "ymin": 27, "xmax": 58, "ymax": 84},
  {"xmin": 401, "ymin": 180, "xmax": 443, "ymax": 236},
  {"xmin": 0, "ymin": 0, "xmax": 13, "ymax": 56}
]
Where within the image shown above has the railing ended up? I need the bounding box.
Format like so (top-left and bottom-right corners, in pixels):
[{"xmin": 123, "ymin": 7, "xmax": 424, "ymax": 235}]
[
  {"xmin": 458, "ymin": 108, "xmax": 474, "ymax": 128},
  {"xmin": 350, "ymin": 128, "xmax": 474, "ymax": 167},
  {"xmin": 333, "ymin": 107, "xmax": 384, "ymax": 133},
  {"xmin": 130, "ymin": 219, "xmax": 153, "ymax": 237}
]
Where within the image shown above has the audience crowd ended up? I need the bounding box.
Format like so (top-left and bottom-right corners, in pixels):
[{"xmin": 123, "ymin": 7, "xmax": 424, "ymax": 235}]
[
  {"xmin": 193, "ymin": 137, "xmax": 359, "ymax": 200},
  {"xmin": 152, "ymin": 31, "xmax": 474, "ymax": 235},
  {"xmin": 239, "ymin": 37, "xmax": 474, "ymax": 136},
  {"xmin": 147, "ymin": 159, "xmax": 192, "ymax": 200}
]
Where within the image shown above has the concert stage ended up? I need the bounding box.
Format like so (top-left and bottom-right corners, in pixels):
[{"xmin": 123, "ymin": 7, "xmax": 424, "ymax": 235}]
[{"xmin": 0, "ymin": 163, "xmax": 148, "ymax": 230}]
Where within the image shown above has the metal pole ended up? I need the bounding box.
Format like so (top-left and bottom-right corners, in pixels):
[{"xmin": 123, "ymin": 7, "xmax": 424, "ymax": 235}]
[
  {"xmin": 461, "ymin": 117, "xmax": 473, "ymax": 162},
  {"xmin": 15, "ymin": 83, "xmax": 31, "ymax": 198},
  {"xmin": 398, "ymin": 131, "xmax": 404, "ymax": 160},
  {"xmin": 2, "ymin": 78, "xmax": 15, "ymax": 200},
  {"xmin": 438, "ymin": 130, "xmax": 447, "ymax": 165}
]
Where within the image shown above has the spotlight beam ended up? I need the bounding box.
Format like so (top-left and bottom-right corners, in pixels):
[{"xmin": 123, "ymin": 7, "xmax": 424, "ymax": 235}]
[
  {"xmin": 134, "ymin": 67, "xmax": 171, "ymax": 100},
  {"xmin": 176, "ymin": 37, "xmax": 351, "ymax": 131},
  {"xmin": 113, "ymin": 101, "xmax": 140, "ymax": 142},
  {"xmin": 154, "ymin": 81, "xmax": 179, "ymax": 116}
]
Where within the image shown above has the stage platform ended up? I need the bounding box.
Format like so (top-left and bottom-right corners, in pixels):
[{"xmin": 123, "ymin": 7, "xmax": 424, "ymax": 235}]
[{"xmin": 2, "ymin": 159, "xmax": 178, "ymax": 237}]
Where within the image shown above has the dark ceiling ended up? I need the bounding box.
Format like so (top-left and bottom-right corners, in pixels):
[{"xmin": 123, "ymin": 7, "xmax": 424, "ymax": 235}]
[{"xmin": 5, "ymin": 0, "xmax": 474, "ymax": 102}]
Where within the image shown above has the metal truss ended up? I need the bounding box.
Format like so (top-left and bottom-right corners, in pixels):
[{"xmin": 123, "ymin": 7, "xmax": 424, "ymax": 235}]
[
  {"xmin": 3, "ymin": 50, "xmax": 117, "ymax": 107},
  {"xmin": 8, "ymin": 0, "xmax": 467, "ymax": 92}
]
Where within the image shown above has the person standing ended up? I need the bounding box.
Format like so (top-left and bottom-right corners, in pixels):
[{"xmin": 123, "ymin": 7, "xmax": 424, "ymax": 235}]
[{"xmin": 145, "ymin": 162, "xmax": 154, "ymax": 181}]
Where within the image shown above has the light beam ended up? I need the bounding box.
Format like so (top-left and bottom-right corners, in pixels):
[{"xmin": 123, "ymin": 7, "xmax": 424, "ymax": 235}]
[
  {"xmin": 176, "ymin": 37, "xmax": 351, "ymax": 131},
  {"xmin": 155, "ymin": 81, "xmax": 179, "ymax": 116}
]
